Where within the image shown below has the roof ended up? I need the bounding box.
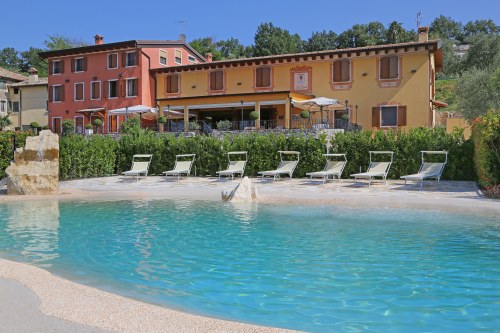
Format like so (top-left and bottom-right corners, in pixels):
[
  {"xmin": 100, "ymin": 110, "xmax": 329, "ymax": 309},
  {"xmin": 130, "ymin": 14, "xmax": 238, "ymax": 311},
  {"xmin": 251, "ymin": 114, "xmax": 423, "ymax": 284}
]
[
  {"xmin": 10, "ymin": 77, "xmax": 48, "ymax": 87},
  {"xmin": 0, "ymin": 67, "xmax": 26, "ymax": 82},
  {"xmin": 39, "ymin": 40, "xmax": 206, "ymax": 62},
  {"xmin": 152, "ymin": 40, "xmax": 442, "ymax": 74}
]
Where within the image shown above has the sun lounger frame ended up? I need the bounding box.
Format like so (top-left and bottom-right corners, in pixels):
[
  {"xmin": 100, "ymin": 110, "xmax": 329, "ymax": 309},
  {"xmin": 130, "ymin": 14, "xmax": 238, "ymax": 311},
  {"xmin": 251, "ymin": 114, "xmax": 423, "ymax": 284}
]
[
  {"xmin": 401, "ymin": 150, "xmax": 448, "ymax": 190},
  {"xmin": 258, "ymin": 151, "xmax": 300, "ymax": 181},
  {"xmin": 122, "ymin": 154, "xmax": 153, "ymax": 181},
  {"xmin": 306, "ymin": 153, "xmax": 347, "ymax": 184},
  {"xmin": 350, "ymin": 151, "xmax": 394, "ymax": 186},
  {"xmin": 163, "ymin": 154, "xmax": 196, "ymax": 181},
  {"xmin": 216, "ymin": 151, "xmax": 248, "ymax": 180}
]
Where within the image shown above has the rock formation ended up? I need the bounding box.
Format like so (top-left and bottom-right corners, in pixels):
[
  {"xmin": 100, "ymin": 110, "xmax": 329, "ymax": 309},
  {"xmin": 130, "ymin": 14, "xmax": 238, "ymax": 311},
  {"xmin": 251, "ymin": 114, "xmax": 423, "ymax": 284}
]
[
  {"xmin": 6, "ymin": 130, "xmax": 59, "ymax": 195},
  {"xmin": 221, "ymin": 176, "xmax": 257, "ymax": 202}
]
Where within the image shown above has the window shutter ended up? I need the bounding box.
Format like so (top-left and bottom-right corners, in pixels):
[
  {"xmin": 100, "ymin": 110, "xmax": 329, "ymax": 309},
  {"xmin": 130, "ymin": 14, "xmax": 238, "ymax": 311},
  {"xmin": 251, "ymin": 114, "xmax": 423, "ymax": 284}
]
[
  {"xmin": 390, "ymin": 57, "xmax": 398, "ymax": 79},
  {"xmin": 398, "ymin": 106, "xmax": 407, "ymax": 126},
  {"xmin": 49, "ymin": 86, "xmax": 53, "ymax": 102},
  {"xmin": 60, "ymin": 85, "xmax": 65, "ymax": 101},
  {"xmin": 172, "ymin": 75, "xmax": 178, "ymax": 93},
  {"xmin": 210, "ymin": 72, "xmax": 216, "ymax": 90},
  {"xmin": 166, "ymin": 76, "xmax": 171, "ymax": 93},
  {"xmin": 380, "ymin": 58, "xmax": 389, "ymax": 79},
  {"xmin": 341, "ymin": 60, "xmax": 350, "ymax": 81},
  {"xmin": 372, "ymin": 107, "xmax": 380, "ymax": 128},
  {"xmin": 103, "ymin": 81, "xmax": 107, "ymax": 98},
  {"xmin": 82, "ymin": 57, "xmax": 87, "ymax": 71},
  {"xmin": 263, "ymin": 67, "xmax": 271, "ymax": 87},
  {"xmin": 122, "ymin": 52, "xmax": 127, "ymax": 67},
  {"xmin": 71, "ymin": 59, "xmax": 75, "ymax": 73},
  {"xmin": 119, "ymin": 80, "xmax": 125, "ymax": 97},
  {"xmin": 256, "ymin": 68, "xmax": 262, "ymax": 87},
  {"xmin": 135, "ymin": 51, "xmax": 139, "ymax": 66},
  {"xmin": 333, "ymin": 62, "xmax": 341, "ymax": 82},
  {"xmin": 60, "ymin": 60, "xmax": 64, "ymax": 74},
  {"xmin": 217, "ymin": 71, "xmax": 223, "ymax": 90},
  {"xmin": 48, "ymin": 61, "xmax": 53, "ymax": 75}
]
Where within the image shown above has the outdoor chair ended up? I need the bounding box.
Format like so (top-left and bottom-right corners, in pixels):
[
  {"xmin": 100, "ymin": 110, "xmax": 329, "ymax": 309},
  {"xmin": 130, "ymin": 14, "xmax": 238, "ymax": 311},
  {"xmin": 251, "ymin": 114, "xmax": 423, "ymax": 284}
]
[
  {"xmin": 351, "ymin": 151, "xmax": 394, "ymax": 186},
  {"xmin": 216, "ymin": 151, "xmax": 248, "ymax": 180},
  {"xmin": 401, "ymin": 151, "xmax": 448, "ymax": 190},
  {"xmin": 306, "ymin": 154, "xmax": 347, "ymax": 184},
  {"xmin": 163, "ymin": 154, "xmax": 196, "ymax": 181},
  {"xmin": 122, "ymin": 154, "xmax": 153, "ymax": 181},
  {"xmin": 258, "ymin": 151, "xmax": 300, "ymax": 181}
]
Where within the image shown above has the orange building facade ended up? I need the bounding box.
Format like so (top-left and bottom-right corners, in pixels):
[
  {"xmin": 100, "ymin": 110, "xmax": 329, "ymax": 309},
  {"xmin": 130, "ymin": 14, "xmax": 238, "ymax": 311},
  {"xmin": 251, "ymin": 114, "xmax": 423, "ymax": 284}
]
[{"xmin": 40, "ymin": 35, "xmax": 205, "ymax": 134}]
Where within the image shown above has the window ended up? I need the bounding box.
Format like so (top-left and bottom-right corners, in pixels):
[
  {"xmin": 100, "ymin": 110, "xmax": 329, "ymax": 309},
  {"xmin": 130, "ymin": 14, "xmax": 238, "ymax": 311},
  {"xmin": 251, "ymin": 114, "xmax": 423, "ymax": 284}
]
[
  {"xmin": 52, "ymin": 60, "xmax": 63, "ymax": 74},
  {"xmin": 166, "ymin": 74, "xmax": 179, "ymax": 94},
  {"xmin": 91, "ymin": 81, "xmax": 101, "ymax": 100},
  {"xmin": 13, "ymin": 88, "xmax": 19, "ymax": 94},
  {"xmin": 52, "ymin": 117, "xmax": 62, "ymax": 134},
  {"xmin": 380, "ymin": 56, "xmax": 399, "ymax": 79},
  {"xmin": 125, "ymin": 52, "xmax": 137, "ymax": 67},
  {"xmin": 74, "ymin": 82, "xmax": 84, "ymax": 101},
  {"xmin": 0, "ymin": 100, "xmax": 6, "ymax": 112},
  {"xmin": 12, "ymin": 101, "xmax": 20, "ymax": 112},
  {"xmin": 108, "ymin": 53, "xmax": 118, "ymax": 69},
  {"xmin": 108, "ymin": 80, "xmax": 118, "ymax": 98},
  {"xmin": 333, "ymin": 60, "xmax": 350, "ymax": 82},
  {"xmin": 126, "ymin": 78, "xmax": 138, "ymax": 97},
  {"xmin": 160, "ymin": 50, "xmax": 167, "ymax": 65},
  {"xmin": 209, "ymin": 70, "xmax": 224, "ymax": 91},
  {"xmin": 74, "ymin": 57, "xmax": 85, "ymax": 72},
  {"xmin": 174, "ymin": 49, "xmax": 182, "ymax": 64},
  {"xmin": 256, "ymin": 67, "xmax": 271, "ymax": 88},
  {"xmin": 188, "ymin": 55, "xmax": 196, "ymax": 63},
  {"xmin": 74, "ymin": 116, "xmax": 84, "ymax": 134},
  {"xmin": 0, "ymin": 80, "xmax": 5, "ymax": 89},
  {"xmin": 108, "ymin": 115, "xmax": 119, "ymax": 133},
  {"xmin": 380, "ymin": 106, "xmax": 398, "ymax": 127},
  {"xmin": 52, "ymin": 85, "xmax": 63, "ymax": 102}
]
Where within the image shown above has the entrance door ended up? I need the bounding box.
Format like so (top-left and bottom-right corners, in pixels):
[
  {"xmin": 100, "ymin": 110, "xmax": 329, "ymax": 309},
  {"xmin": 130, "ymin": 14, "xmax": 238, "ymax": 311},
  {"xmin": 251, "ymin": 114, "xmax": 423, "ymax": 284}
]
[
  {"xmin": 74, "ymin": 116, "xmax": 84, "ymax": 134},
  {"xmin": 52, "ymin": 117, "xmax": 62, "ymax": 134}
]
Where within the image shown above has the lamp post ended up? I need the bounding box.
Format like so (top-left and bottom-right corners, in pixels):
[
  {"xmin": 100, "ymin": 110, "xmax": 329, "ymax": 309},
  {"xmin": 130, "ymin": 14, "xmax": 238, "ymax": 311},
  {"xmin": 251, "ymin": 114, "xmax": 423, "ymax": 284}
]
[
  {"xmin": 167, "ymin": 104, "xmax": 170, "ymax": 132},
  {"xmin": 240, "ymin": 100, "xmax": 244, "ymax": 130},
  {"xmin": 355, "ymin": 104, "xmax": 358, "ymax": 124}
]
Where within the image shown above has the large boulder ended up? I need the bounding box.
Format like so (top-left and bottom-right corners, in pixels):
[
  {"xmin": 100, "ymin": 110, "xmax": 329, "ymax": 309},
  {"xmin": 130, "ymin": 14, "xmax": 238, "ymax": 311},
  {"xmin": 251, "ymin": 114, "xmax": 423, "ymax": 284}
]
[
  {"xmin": 6, "ymin": 130, "xmax": 59, "ymax": 195},
  {"xmin": 221, "ymin": 176, "xmax": 257, "ymax": 202}
]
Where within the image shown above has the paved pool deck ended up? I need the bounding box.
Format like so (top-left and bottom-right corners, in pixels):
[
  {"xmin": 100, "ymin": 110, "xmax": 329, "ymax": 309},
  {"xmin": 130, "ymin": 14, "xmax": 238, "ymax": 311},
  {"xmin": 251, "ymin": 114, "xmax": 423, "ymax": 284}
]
[{"xmin": 0, "ymin": 176, "xmax": 498, "ymax": 332}]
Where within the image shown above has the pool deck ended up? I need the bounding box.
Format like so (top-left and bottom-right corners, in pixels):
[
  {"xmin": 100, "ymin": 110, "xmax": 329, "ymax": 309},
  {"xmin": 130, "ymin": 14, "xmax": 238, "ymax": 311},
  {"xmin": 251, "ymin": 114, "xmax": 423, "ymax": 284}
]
[{"xmin": 0, "ymin": 176, "xmax": 498, "ymax": 332}]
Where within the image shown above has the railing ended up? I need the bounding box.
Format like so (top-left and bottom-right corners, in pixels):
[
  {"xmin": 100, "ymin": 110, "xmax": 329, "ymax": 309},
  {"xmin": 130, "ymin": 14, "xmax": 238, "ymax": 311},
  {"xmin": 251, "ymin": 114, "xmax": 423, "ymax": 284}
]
[{"xmin": 291, "ymin": 118, "xmax": 361, "ymax": 131}]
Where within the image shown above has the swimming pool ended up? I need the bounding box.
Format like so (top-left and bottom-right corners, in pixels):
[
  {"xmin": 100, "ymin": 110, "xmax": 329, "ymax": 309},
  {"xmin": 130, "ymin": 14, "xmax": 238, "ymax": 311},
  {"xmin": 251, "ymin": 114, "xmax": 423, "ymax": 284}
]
[{"xmin": 0, "ymin": 199, "xmax": 499, "ymax": 332}]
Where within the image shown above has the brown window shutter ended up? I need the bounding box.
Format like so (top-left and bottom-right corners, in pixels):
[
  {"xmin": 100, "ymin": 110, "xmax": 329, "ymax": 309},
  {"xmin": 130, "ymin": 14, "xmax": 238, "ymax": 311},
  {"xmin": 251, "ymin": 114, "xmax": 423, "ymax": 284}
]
[
  {"xmin": 263, "ymin": 67, "xmax": 271, "ymax": 87},
  {"xmin": 122, "ymin": 52, "xmax": 126, "ymax": 67},
  {"xmin": 210, "ymin": 72, "xmax": 216, "ymax": 90},
  {"xmin": 119, "ymin": 80, "xmax": 125, "ymax": 97},
  {"xmin": 333, "ymin": 61, "xmax": 341, "ymax": 82},
  {"xmin": 256, "ymin": 68, "xmax": 261, "ymax": 87},
  {"xmin": 389, "ymin": 57, "xmax": 398, "ymax": 78},
  {"xmin": 172, "ymin": 75, "xmax": 178, "ymax": 93},
  {"xmin": 82, "ymin": 57, "xmax": 87, "ymax": 71},
  {"xmin": 341, "ymin": 60, "xmax": 350, "ymax": 81},
  {"xmin": 166, "ymin": 76, "xmax": 171, "ymax": 93},
  {"xmin": 135, "ymin": 51, "xmax": 139, "ymax": 66},
  {"xmin": 217, "ymin": 71, "xmax": 223, "ymax": 90},
  {"xmin": 372, "ymin": 107, "xmax": 380, "ymax": 128},
  {"xmin": 380, "ymin": 58, "xmax": 389, "ymax": 79},
  {"xmin": 49, "ymin": 86, "xmax": 53, "ymax": 102},
  {"xmin": 71, "ymin": 59, "xmax": 75, "ymax": 73},
  {"xmin": 48, "ymin": 61, "xmax": 53, "ymax": 75},
  {"xmin": 60, "ymin": 85, "xmax": 65, "ymax": 101},
  {"xmin": 398, "ymin": 106, "xmax": 407, "ymax": 126},
  {"xmin": 60, "ymin": 60, "xmax": 64, "ymax": 74}
]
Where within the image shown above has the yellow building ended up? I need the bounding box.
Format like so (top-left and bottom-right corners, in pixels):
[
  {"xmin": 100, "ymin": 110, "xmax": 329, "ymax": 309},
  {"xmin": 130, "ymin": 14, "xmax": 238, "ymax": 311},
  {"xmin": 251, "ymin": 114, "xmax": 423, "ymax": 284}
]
[
  {"xmin": 153, "ymin": 27, "xmax": 444, "ymax": 132},
  {"xmin": 8, "ymin": 68, "xmax": 48, "ymax": 130}
]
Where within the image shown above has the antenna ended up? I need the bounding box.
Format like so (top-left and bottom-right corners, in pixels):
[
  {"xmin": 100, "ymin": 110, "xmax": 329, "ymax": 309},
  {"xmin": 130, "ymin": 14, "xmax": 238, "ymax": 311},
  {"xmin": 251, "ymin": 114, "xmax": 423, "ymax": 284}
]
[
  {"xmin": 416, "ymin": 11, "xmax": 423, "ymax": 28},
  {"xmin": 174, "ymin": 20, "xmax": 187, "ymax": 34}
]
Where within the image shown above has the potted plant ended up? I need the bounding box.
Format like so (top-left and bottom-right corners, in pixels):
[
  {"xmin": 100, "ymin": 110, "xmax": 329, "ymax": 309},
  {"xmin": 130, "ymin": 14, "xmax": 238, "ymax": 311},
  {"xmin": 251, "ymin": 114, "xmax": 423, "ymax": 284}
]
[
  {"xmin": 249, "ymin": 111, "xmax": 259, "ymax": 120},
  {"xmin": 216, "ymin": 120, "xmax": 232, "ymax": 131},
  {"xmin": 85, "ymin": 123, "xmax": 94, "ymax": 135},
  {"xmin": 93, "ymin": 118, "xmax": 103, "ymax": 134},
  {"xmin": 30, "ymin": 121, "xmax": 40, "ymax": 134},
  {"xmin": 158, "ymin": 116, "xmax": 167, "ymax": 133},
  {"xmin": 188, "ymin": 121, "xmax": 201, "ymax": 131},
  {"xmin": 299, "ymin": 111, "xmax": 310, "ymax": 119}
]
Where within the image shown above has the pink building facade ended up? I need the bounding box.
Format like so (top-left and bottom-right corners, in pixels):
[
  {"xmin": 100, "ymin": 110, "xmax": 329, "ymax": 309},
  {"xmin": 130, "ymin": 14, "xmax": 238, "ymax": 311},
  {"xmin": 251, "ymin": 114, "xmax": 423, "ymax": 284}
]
[{"xmin": 40, "ymin": 35, "xmax": 205, "ymax": 134}]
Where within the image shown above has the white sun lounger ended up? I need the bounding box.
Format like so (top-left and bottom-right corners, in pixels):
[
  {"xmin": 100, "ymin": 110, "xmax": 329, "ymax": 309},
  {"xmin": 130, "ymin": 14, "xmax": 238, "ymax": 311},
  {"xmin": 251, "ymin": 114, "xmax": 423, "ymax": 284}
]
[
  {"xmin": 216, "ymin": 151, "xmax": 247, "ymax": 180},
  {"xmin": 351, "ymin": 151, "xmax": 394, "ymax": 186},
  {"xmin": 163, "ymin": 154, "xmax": 195, "ymax": 181},
  {"xmin": 258, "ymin": 151, "xmax": 300, "ymax": 181},
  {"xmin": 401, "ymin": 151, "xmax": 448, "ymax": 190},
  {"xmin": 122, "ymin": 154, "xmax": 153, "ymax": 181},
  {"xmin": 306, "ymin": 154, "xmax": 347, "ymax": 184}
]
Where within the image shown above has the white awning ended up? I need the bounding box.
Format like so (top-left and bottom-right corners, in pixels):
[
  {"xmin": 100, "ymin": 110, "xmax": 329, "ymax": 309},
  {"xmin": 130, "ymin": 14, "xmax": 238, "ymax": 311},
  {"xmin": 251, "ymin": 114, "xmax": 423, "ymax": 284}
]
[{"xmin": 108, "ymin": 105, "xmax": 157, "ymax": 115}]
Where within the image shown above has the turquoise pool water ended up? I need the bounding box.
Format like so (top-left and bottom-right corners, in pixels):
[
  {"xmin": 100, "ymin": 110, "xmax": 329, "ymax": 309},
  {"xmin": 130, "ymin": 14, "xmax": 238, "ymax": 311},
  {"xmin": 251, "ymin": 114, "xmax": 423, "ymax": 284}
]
[{"xmin": 0, "ymin": 200, "xmax": 499, "ymax": 332}]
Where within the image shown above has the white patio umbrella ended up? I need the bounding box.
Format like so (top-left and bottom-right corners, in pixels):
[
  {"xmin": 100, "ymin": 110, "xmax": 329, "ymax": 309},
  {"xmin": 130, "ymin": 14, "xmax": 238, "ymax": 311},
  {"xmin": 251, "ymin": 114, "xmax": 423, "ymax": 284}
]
[
  {"xmin": 294, "ymin": 97, "xmax": 345, "ymax": 124},
  {"xmin": 108, "ymin": 105, "xmax": 158, "ymax": 120}
]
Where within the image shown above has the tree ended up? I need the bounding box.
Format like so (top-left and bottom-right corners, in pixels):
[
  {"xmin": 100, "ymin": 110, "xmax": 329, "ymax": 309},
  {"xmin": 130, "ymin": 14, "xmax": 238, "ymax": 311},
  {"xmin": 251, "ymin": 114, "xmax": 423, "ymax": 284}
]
[
  {"xmin": 462, "ymin": 33, "xmax": 500, "ymax": 71},
  {"xmin": 43, "ymin": 34, "xmax": 89, "ymax": 51},
  {"xmin": 430, "ymin": 15, "xmax": 463, "ymax": 41},
  {"xmin": 253, "ymin": 22, "xmax": 303, "ymax": 56},
  {"xmin": 366, "ymin": 21, "xmax": 387, "ymax": 45},
  {"xmin": 0, "ymin": 47, "xmax": 22, "ymax": 72},
  {"xmin": 463, "ymin": 19, "xmax": 499, "ymax": 38},
  {"xmin": 456, "ymin": 66, "xmax": 500, "ymax": 121},
  {"xmin": 0, "ymin": 115, "xmax": 13, "ymax": 131},
  {"xmin": 386, "ymin": 21, "xmax": 416, "ymax": 44},
  {"xmin": 189, "ymin": 37, "xmax": 222, "ymax": 61},
  {"xmin": 439, "ymin": 39, "xmax": 463, "ymax": 78},
  {"xmin": 304, "ymin": 30, "xmax": 337, "ymax": 52},
  {"xmin": 20, "ymin": 47, "xmax": 47, "ymax": 76},
  {"xmin": 216, "ymin": 38, "xmax": 246, "ymax": 59}
]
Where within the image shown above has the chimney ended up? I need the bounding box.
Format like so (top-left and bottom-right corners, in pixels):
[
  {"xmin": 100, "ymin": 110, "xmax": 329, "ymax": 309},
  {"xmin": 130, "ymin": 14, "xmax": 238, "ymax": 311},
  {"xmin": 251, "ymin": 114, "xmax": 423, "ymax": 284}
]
[
  {"xmin": 418, "ymin": 26, "xmax": 429, "ymax": 43},
  {"xmin": 205, "ymin": 53, "xmax": 213, "ymax": 62},
  {"xmin": 94, "ymin": 34, "xmax": 104, "ymax": 45},
  {"xmin": 28, "ymin": 67, "xmax": 38, "ymax": 84},
  {"xmin": 178, "ymin": 34, "xmax": 186, "ymax": 42}
]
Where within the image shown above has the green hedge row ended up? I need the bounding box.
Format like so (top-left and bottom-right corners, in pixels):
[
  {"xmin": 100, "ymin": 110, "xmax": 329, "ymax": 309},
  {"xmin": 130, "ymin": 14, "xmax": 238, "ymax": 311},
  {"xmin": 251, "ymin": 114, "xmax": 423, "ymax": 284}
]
[
  {"xmin": 0, "ymin": 131, "xmax": 35, "ymax": 179},
  {"xmin": 471, "ymin": 110, "xmax": 500, "ymax": 187},
  {"xmin": 57, "ymin": 127, "xmax": 474, "ymax": 181}
]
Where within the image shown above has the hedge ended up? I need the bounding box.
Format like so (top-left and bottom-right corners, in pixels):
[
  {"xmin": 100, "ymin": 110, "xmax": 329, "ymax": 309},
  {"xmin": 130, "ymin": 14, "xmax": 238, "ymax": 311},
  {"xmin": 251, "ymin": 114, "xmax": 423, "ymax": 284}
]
[
  {"xmin": 56, "ymin": 128, "xmax": 474, "ymax": 181},
  {"xmin": 471, "ymin": 110, "xmax": 500, "ymax": 187},
  {"xmin": 0, "ymin": 131, "xmax": 35, "ymax": 179}
]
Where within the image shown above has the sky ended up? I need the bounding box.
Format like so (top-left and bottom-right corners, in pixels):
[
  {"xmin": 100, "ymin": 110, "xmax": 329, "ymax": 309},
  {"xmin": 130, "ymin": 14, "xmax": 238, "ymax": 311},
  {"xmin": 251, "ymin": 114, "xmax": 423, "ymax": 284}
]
[{"xmin": 2, "ymin": 0, "xmax": 499, "ymax": 51}]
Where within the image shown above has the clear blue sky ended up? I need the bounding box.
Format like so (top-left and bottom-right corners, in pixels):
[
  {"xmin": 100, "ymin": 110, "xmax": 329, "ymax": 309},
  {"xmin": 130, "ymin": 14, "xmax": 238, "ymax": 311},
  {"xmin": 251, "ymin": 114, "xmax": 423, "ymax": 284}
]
[{"xmin": 2, "ymin": 0, "xmax": 499, "ymax": 51}]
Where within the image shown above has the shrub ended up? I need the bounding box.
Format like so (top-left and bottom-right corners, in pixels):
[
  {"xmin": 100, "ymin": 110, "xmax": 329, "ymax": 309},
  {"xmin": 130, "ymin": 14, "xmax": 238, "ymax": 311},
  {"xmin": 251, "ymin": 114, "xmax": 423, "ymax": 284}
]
[
  {"xmin": 0, "ymin": 131, "xmax": 35, "ymax": 179},
  {"xmin": 472, "ymin": 110, "xmax": 500, "ymax": 188},
  {"xmin": 249, "ymin": 111, "xmax": 259, "ymax": 120},
  {"xmin": 62, "ymin": 119, "xmax": 74, "ymax": 135},
  {"xmin": 188, "ymin": 121, "xmax": 201, "ymax": 130},
  {"xmin": 300, "ymin": 111, "xmax": 310, "ymax": 119},
  {"xmin": 216, "ymin": 120, "xmax": 232, "ymax": 131},
  {"xmin": 42, "ymin": 125, "xmax": 49, "ymax": 130},
  {"xmin": 30, "ymin": 121, "xmax": 40, "ymax": 129},
  {"xmin": 85, "ymin": 124, "xmax": 93, "ymax": 130},
  {"xmin": 93, "ymin": 118, "xmax": 103, "ymax": 127},
  {"xmin": 158, "ymin": 116, "xmax": 167, "ymax": 124}
]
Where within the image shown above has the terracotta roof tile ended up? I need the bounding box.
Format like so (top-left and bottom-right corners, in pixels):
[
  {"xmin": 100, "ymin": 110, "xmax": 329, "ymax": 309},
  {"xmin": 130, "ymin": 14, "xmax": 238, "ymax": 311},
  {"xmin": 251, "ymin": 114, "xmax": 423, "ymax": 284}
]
[{"xmin": 0, "ymin": 67, "xmax": 26, "ymax": 81}]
